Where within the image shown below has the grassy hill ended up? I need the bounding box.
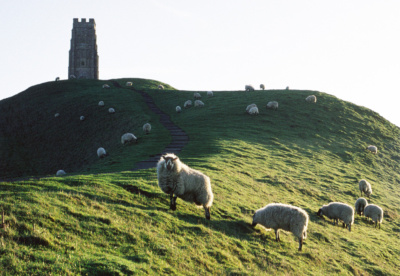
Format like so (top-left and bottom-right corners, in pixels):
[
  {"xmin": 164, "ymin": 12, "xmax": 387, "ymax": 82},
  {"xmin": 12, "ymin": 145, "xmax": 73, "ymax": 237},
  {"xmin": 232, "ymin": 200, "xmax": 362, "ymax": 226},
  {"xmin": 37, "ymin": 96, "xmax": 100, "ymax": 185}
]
[{"xmin": 0, "ymin": 79, "xmax": 399, "ymax": 275}]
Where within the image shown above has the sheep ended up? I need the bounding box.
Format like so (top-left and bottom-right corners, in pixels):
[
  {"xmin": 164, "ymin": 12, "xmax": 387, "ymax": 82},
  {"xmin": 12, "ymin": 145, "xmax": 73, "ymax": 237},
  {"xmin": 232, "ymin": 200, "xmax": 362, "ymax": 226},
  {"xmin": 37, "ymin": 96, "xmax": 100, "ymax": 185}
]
[
  {"xmin": 121, "ymin": 133, "xmax": 137, "ymax": 145},
  {"xmin": 260, "ymin": 84, "xmax": 265, "ymax": 90},
  {"xmin": 266, "ymin": 101, "xmax": 279, "ymax": 110},
  {"xmin": 317, "ymin": 202, "xmax": 354, "ymax": 231},
  {"xmin": 286, "ymin": 86, "xmax": 289, "ymax": 90},
  {"xmin": 248, "ymin": 106, "xmax": 259, "ymax": 115},
  {"xmin": 54, "ymin": 113, "xmax": 60, "ymax": 118},
  {"xmin": 56, "ymin": 170, "xmax": 66, "ymax": 176},
  {"xmin": 184, "ymin": 100, "xmax": 193, "ymax": 108},
  {"xmin": 126, "ymin": 82, "xmax": 133, "ymax": 86},
  {"xmin": 157, "ymin": 153, "xmax": 213, "ymax": 220},
  {"xmin": 143, "ymin": 123, "xmax": 151, "ymax": 134},
  {"xmin": 251, "ymin": 203, "xmax": 309, "ymax": 251},
  {"xmin": 364, "ymin": 204, "xmax": 383, "ymax": 229},
  {"xmin": 366, "ymin": 145, "xmax": 378, "ymax": 154},
  {"xmin": 108, "ymin": 108, "xmax": 115, "ymax": 114},
  {"xmin": 246, "ymin": 104, "xmax": 257, "ymax": 113},
  {"xmin": 98, "ymin": 101, "xmax": 105, "ymax": 107},
  {"xmin": 207, "ymin": 91, "xmax": 213, "ymax": 97},
  {"xmin": 102, "ymin": 84, "xmax": 110, "ymax": 88},
  {"xmin": 245, "ymin": 85, "xmax": 255, "ymax": 91},
  {"xmin": 355, "ymin": 197, "xmax": 368, "ymax": 216},
  {"xmin": 359, "ymin": 179, "xmax": 372, "ymax": 198},
  {"xmin": 97, "ymin": 147, "xmax": 107, "ymax": 158},
  {"xmin": 55, "ymin": 77, "xmax": 60, "ymax": 81},
  {"xmin": 158, "ymin": 84, "xmax": 165, "ymax": 90},
  {"xmin": 306, "ymin": 95, "xmax": 317, "ymax": 103},
  {"xmin": 80, "ymin": 116, "xmax": 85, "ymax": 121},
  {"xmin": 69, "ymin": 75, "xmax": 76, "ymax": 79},
  {"xmin": 194, "ymin": 100, "xmax": 204, "ymax": 107},
  {"xmin": 176, "ymin": 106, "xmax": 182, "ymax": 113},
  {"xmin": 194, "ymin": 92, "xmax": 202, "ymax": 99}
]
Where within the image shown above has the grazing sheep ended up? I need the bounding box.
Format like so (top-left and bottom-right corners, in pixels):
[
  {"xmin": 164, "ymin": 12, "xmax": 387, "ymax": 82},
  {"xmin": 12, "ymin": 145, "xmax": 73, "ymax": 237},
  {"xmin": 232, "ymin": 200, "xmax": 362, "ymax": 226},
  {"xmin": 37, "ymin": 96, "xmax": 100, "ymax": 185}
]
[
  {"xmin": 251, "ymin": 203, "xmax": 309, "ymax": 251},
  {"xmin": 184, "ymin": 100, "xmax": 193, "ymax": 108},
  {"xmin": 355, "ymin": 198, "xmax": 368, "ymax": 216},
  {"xmin": 143, "ymin": 123, "xmax": 152, "ymax": 134},
  {"xmin": 126, "ymin": 82, "xmax": 133, "ymax": 86},
  {"xmin": 194, "ymin": 100, "xmax": 204, "ymax": 107},
  {"xmin": 69, "ymin": 75, "xmax": 76, "ymax": 79},
  {"xmin": 359, "ymin": 179, "xmax": 372, "ymax": 198},
  {"xmin": 80, "ymin": 116, "xmax": 85, "ymax": 121},
  {"xmin": 108, "ymin": 108, "xmax": 115, "ymax": 114},
  {"xmin": 56, "ymin": 170, "xmax": 66, "ymax": 176},
  {"xmin": 157, "ymin": 153, "xmax": 214, "ymax": 220},
  {"xmin": 194, "ymin": 92, "xmax": 202, "ymax": 99},
  {"xmin": 364, "ymin": 204, "xmax": 383, "ymax": 229},
  {"xmin": 248, "ymin": 106, "xmax": 259, "ymax": 115},
  {"xmin": 97, "ymin": 147, "xmax": 107, "ymax": 158},
  {"xmin": 54, "ymin": 113, "xmax": 60, "ymax": 118},
  {"xmin": 102, "ymin": 84, "xmax": 110, "ymax": 88},
  {"xmin": 207, "ymin": 91, "xmax": 213, "ymax": 97},
  {"xmin": 176, "ymin": 106, "xmax": 182, "ymax": 113},
  {"xmin": 55, "ymin": 77, "xmax": 60, "ymax": 81},
  {"xmin": 245, "ymin": 85, "xmax": 255, "ymax": 91},
  {"xmin": 98, "ymin": 101, "xmax": 105, "ymax": 107},
  {"xmin": 306, "ymin": 95, "xmax": 317, "ymax": 103},
  {"xmin": 266, "ymin": 101, "xmax": 279, "ymax": 110},
  {"xmin": 121, "ymin": 133, "xmax": 137, "ymax": 145},
  {"xmin": 246, "ymin": 104, "xmax": 257, "ymax": 113},
  {"xmin": 260, "ymin": 84, "xmax": 265, "ymax": 90},
  {"xmin": 366, "ymin": 145, "xmax": 378, "ymax": 154},
  {"xmin": 317, "ymin": 202, "xmax": 354, "ymax": 232},
  {"xmin": 158, "ymin": 84, "xmax": 165, "ymax": 90}
]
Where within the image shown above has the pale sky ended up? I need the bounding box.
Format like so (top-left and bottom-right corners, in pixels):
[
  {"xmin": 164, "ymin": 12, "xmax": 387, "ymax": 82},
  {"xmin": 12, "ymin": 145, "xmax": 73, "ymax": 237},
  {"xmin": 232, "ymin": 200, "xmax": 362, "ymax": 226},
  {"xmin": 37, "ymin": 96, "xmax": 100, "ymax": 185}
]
[{"xmin": 1, "ymin": 0, "xmax": 400, "ymax": 127}]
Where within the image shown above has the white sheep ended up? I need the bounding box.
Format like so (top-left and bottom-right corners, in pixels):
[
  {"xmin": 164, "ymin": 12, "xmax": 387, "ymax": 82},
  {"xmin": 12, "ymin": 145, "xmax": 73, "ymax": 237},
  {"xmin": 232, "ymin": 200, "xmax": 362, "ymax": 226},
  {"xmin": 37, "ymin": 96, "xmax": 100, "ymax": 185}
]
[
  {"xmin": 355, "ymin": 197, "xmax": 368, "ymax": 216},
  {"xmin": 102, "ymin": 84, "xmax": 110, "ymax": 88},
  {"xmin": 194, "ymin": 100, "xmax": 204, "ymax": 107},
  {"xmin": 80, "ymin": 116, "xmax": 85, "ymax": 121},
  {"xmin": 364, "ymin": 204, "xmax": 383, "ymax": 229},
  {"xmin": 98, "ymin": 101, "xmax": 105, "ymax": 107},
  {"xmin": 70, "ymin": 75, "xmax": 76, "ymax": 79},
  {"xmin": 194, "ymin": 92, "xmax": 202, "ymax": 99},
  {"xmin": 252, "ymin": 203, "xmax": 309, "ymax": 251},
  {"xmin": 158, "ymin": 84, "xmax": 165, "ymax": 90},
  {"xmin": 54, "ymin": 113, "xmax": 60, "ymax": 118},
  {"xmin": 121, "ymin": 133, "xmax": 137, "ymax": 145},
  {"xmin": 245, "ymin": 85, "xmax": 255, "ymax": 91},
  {"xmin": 56, "ymin": 170, "xmax": 66, "ymax": 176},
  {"xmin": 176, "ymin": 106, "xmax": 182, "ymax": 113},
  {"xmin": 359, "ymin": 179, "xmax": 372, "ymax": 198},
  {"xmin": 184, "ymin": 100, "xmax": 193, "ymax": 108},
  {"xmin": 143, "ymin": 123, "xmax": 151, "ymax": 134},
  {"xmin": 108, "ymin": 108, "xmax": 115, "ymax": 114},
  {"xmin": 246, "ymin": 104, "xmax": 257, "ymax": 113},
  {"xmin": 266, "ymin": 101, "xmax": 279, "ymax": 110},
  {"xmin": 317, "ymin": 202, "xmax": 354, "ymax": 232},
  {"xmin": 366, "ymin": 145, "xmax": 378, "ymax": 154},
  {"xmin": 306, "ymin": 95, "xmax": 317, "ymax": 103},
  {"xmin": 97, "ymin": 147, "xmax": 107, "ymax": 158},
  {"xmin": 126, "ymin": 82, "xmax": 133, "ymax": 86},
  {"xmin": 260, "ymin": 84, "xmax": 265, "ymax": 90},
  {"xmin": 248, "ymin": 106, "xmax": 259, "ymax": 115},
  {"xmin": 157, "ymin": 153, "xmax": 214, "ymax": 220},
  {"xmin": 207, "ymin": 91, "xmax": 213, "ymax": 97}
]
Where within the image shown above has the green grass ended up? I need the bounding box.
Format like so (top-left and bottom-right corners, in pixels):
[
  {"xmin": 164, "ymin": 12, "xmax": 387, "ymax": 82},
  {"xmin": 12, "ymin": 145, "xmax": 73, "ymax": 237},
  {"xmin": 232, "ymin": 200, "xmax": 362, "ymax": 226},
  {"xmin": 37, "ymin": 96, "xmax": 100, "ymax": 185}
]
[{"xmin": 0, "ymin": 80, "xmax": 399, "ymax": 275}]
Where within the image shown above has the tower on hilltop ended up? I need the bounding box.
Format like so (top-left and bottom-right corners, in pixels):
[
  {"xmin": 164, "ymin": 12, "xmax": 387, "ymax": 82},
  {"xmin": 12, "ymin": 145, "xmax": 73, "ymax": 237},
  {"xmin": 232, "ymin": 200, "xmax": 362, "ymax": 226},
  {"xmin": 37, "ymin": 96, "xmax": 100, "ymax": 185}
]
[{"xmin": 68, "ymin": 18, "xmax": 99, "ymax": 79}]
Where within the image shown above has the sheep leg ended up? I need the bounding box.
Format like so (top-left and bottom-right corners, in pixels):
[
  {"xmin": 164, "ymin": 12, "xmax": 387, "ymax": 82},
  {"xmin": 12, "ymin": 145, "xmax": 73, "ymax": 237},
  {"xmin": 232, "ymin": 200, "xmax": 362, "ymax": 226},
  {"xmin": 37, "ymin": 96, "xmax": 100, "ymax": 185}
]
[
  {"xmin": 204, "ymin": 206, "xmax": 211, "ymax": 220},
  {"xmin": 348, "ymin": 224, "xmax": 351, "ymax": 232},
  {"xmin": 275, "ymin": 229, "xmax": 280, "ymax": 242},
  {"xmin": 298, "ymin": 237, "xmax": 303, "ymax": 251},
  {"xmin": 169, "ymin": 193, "xmax": 177, "ymax": 211}
]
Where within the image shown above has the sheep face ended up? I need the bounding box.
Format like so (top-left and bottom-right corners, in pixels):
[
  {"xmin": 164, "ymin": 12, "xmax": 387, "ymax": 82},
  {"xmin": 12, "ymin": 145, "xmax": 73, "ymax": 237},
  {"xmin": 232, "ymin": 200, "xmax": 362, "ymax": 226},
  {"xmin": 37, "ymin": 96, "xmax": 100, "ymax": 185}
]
[
  {"xmin": 162, "ymin": 154, "xmax": 179, "ymax": 171},
  {"xmin": 251, "ymin": 213, "xmax": 258, "ymax": 227},
  {"xmin": 317, "ymin": 208, "xmax": 323, "ymax": 217}
]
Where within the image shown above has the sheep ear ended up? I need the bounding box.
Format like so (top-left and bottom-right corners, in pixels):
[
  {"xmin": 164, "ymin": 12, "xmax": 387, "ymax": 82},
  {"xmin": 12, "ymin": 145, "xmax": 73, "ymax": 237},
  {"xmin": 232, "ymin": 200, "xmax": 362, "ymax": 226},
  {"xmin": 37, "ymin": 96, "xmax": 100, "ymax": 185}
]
[{"xmin": 172, "ymin": 156, "xmax": 178, "ymax": 161}]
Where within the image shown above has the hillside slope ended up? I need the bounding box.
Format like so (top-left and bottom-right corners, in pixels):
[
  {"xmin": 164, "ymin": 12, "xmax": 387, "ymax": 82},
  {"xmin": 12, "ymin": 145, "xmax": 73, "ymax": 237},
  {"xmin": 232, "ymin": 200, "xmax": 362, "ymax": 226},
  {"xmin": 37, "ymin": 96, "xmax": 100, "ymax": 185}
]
[{"xmin": 0, "ymin": 80, "xmax": 399, "ymax": 275}]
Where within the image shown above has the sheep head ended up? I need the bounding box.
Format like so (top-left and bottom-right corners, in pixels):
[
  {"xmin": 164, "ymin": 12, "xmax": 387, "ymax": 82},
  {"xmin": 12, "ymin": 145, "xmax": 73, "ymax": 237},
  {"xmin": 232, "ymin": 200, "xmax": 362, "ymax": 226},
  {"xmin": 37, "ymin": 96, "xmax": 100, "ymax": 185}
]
[{"xmin": 162, "ymin": 154, "xmax": 179, "ymax": 171}]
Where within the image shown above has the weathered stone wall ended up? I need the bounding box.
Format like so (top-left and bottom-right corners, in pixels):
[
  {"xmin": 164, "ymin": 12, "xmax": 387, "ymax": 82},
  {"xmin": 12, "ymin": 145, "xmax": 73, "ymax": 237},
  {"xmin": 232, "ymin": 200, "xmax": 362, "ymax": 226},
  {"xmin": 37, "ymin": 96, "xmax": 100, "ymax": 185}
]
[{"xmin": 68, "ymin": 18, "xmax": 99, "ymax": 79}]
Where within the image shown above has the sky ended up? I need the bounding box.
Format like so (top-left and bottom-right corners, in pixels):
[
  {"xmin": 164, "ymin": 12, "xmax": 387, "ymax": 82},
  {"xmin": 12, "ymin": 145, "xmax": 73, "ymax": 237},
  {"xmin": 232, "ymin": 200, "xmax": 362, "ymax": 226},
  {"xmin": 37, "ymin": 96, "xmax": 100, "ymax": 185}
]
[{"xmin": 1, "ymin": 0, "xmax": 400, "ymax": 127}]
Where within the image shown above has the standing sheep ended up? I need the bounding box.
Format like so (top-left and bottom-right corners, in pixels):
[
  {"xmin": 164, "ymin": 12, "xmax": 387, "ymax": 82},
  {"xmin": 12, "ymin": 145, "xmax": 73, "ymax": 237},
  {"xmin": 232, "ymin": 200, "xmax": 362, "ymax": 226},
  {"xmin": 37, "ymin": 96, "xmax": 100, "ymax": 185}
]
[
  {"xmin": 184, "ymin": 100, "xmax": 193, "ymax": 108},
  {"xmin": 207, "ymin": 91, "xmax": 213, "ymax": 97},
  {"xmin": 245, "ymin": 85, "xmax": 255, "ymax": 91},
  {"xmin": 260, "ymin": 84, "xmax": 265, "ymax": 90},
  {"xmin": 194, "ymin": 92, "xmax": 202, "ymax": 99},
  {"xmin": 176, "ymin": 106, "xmax": 182, "ymax": 113},
  {"xmin": 157, "ymin": 153, "xmax": 214, "ymax": 220},
  {"xmin": 246, "ymin": 104, "xmax": 257, "ymax": 113},
  {"xmin": 97, "ymin": 147, "xmax": 107, "ymax": 158},
  {"xmin": 80, "ymin": 116, "xmax": 85, "ymax": 121},
  {"xmin": 56, "ymin": 170, "xmax": 66, "ymax": 176},
  {"xmin": 143, "ymin": 123, "xmax": 152, "ymax": 134},
  {"xmin": 364, "ymin": 204, "xmax": 384, "ymax": 229},
  {"xmin": 54, "ymin": 113, "xmax": 60, "ymax": 118},
  {"xmin": 355, "ymin": 198, "xmax": 368, "ymax": 216},
  {"xmin": 98, "ymin": 101, "xmax": 105, "ymax": 107},
  {"xmin": 266, "ymin": 101, "xmax": 279, "ymax": 110},
  {"xmin": 108, "ymin": 108, "xmax": 115, "ymax": 114},
  {"xmin": 248, "ymin": 106, "xmax": 259, "ymax": 115},
  {"xmin": 194, "ymin": 100, "xmax": 204, "ymax": 107},
  {"xmin": 102, "ymin": 84, "xmax": 110, "ymax": 88},
  {"xmin": 251, "ymin": 203, "xmax": 309, "ymax": 251},
  {"xmin": 317, "ymin": 202, "xmax": 354, "ymax": 231},
  {"xmin": 55, "ymin": 77, "xmax": 60, "ymax": 81},
  {"xmin": 359, "ymin": 179, "xmax": 372, "ymax": 198},
  {"xmin": 158, "ymin": 84, "xmax": 165, "ymax": 90},
  {"xmin": 121, "ymin": 133, "xmax": 137, "ymax": 145},
  {"xmin": 366, "ymin": 145, "xmax": 378, "ymax": 154},
  {"xmin": 126, "ymin": 82, "xmax": 133, "ymax": 86},
  {"xmin": 306, "ymin": 95, "xmax": 317, "ymax": 103}
]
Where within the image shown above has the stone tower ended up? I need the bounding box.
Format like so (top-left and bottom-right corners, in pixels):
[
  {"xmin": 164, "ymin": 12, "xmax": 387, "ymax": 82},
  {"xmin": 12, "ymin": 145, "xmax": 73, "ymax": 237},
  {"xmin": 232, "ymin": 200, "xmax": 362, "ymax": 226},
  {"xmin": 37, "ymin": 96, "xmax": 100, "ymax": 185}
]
[{"xmin": 68, "ymin": 18, "xmax": 99, "ymax": 79}]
